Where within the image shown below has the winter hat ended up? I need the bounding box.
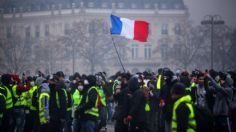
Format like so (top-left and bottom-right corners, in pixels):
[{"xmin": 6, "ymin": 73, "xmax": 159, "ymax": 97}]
[{"xmin": 171, "ymin": 82, "xmax": 186, "ymax": 95}]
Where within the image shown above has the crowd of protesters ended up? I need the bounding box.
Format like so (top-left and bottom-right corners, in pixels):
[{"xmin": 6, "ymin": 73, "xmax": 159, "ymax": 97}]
[{"xmin": 0, "ymin": 68, "xmax": 236, "ymax": 132}]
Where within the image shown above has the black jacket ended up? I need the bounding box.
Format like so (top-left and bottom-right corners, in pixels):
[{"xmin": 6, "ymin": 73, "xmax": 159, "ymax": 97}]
[
  {"xmin": 113, "ymin": 85, "xmax": 130, "ymax": 120},
  {"xmin": 49, "ymin": 85, "xmax": 67, "ymax": 121},
  {"xmin": 79, "ymin": 86, "xmax": 99, "ymax": 122},
  {"xmin": 128, "ymin": 76, "xmax": 146, "ymax": 123},
  {"xmin": 176, "ymin": 102, "xmax": 190, "ymax": 132}
]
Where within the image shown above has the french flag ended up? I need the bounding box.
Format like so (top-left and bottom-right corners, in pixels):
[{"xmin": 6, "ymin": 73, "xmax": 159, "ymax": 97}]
[{"xmin": 110, "ymin": 15, "xmax": 149, "ymax": 42}]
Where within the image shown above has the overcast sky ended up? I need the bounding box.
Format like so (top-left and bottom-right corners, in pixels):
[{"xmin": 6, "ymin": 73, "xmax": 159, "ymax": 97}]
[{"xmin": 183, "ymin": 0, "xmax": 236, "ymax": 26}]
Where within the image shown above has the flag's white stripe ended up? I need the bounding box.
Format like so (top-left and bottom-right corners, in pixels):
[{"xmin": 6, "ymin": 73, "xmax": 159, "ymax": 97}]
[{"xmin": 120, "ymin": 18, "xmax": 134, "ymax": 39}]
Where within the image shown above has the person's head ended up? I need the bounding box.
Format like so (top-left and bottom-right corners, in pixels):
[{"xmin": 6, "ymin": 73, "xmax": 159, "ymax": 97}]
[
  {"xmin": 115, "ymin": 84, "xmax": 121, "ymax": 94},
  {"xmin": 87, "ymin": 75, "xmax": 97, "ymax": 87},
  {"xmin": 27, "ymin": 76, "xmax": 35, "ymax": 86},
  {"xmin": 1, "ymin": 74, "xmax": 12, "ymax": 86},
  {"xmin": 197, "ymin": 72, "xmax": 205, "ymax": 86},
  {"xmin": 73, "ymin": 72, "xmax": 81, "ymax": 82},
  {"xmin": 55, "ymin": 71, "xmax": 65, "ymax": 82},
  {"xmin": 128, "ymin": 75, "xmax": 140, "ymax": 92},
  {"xmin": 219, "ymin": 72, "xmax": 227, "ymax": 85},
  {"xmin": 77, "ymin": 80, "xmax": 84, "ymax": 91},
  {"xmin": 163, "ymin": 69, "xmax": 174, "ymax": 84},
  {"xmin": 95, "ymin": 74, "xmax": 103, "ymax": 86},
  {"xmin": 171, "ymin": 82, "xmax": 186, "ymax": 100},
  {"xmin": 121, "ymin": 73, "xmax": 129, "ymax": 86}
]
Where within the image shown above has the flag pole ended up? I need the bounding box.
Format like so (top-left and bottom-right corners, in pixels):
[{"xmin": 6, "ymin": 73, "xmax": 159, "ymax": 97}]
[{"xmin": 111, "ymin": 36, "xmax": 126, "ymax": 73}]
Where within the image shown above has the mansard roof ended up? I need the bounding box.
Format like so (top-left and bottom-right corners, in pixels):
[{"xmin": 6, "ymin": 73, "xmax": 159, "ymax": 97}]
[{"xmin": 0, "ymin": 0, "xmax": 185, "ymax": 13}]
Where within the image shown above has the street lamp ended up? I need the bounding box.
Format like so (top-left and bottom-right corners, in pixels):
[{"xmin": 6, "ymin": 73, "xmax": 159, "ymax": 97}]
[{"xmin": 201, "ymin": 15, "xmax": 224, "ymax": 69}]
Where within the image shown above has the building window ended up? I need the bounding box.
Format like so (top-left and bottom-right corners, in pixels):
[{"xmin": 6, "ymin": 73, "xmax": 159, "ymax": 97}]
[
  {"xmin": 25, "ymin": 26, "xmax": 31, "ymax": 38},
  {"xmin": 88, "ymin": 2, "xmax": 94, "ymax": 8},
  {"xmin": 160, "ymin": 44, "xmax": 168, "ymax": 59},
  {"xmin": 6, "ymin": 26, "xmax": 12, "ymax": 38},
  {"xmin": 174, "ymin": 4, "xmax": 181, "ymax": 9},
  {"xmin": 161, "ymin": 3, "xmax": 167, "ymax": 9},
  {"xmin": 132, "ymin": 44, "xmax": 138, "ymax": 59},
  {"xmin": 64, "ymin": 23, "xmax": 70, "ymax": 35},
  {"xmin": 144, "ymin": 45, "xmax": 151, "ymax": 59},
  {"xmin": 161, "ymin": 24, "xmax": 168, "ymax": 35},
  {"xmin": 45, "ymin": 24, "xmax": 50, "ymax": 36},
  {"xmin": 118, "ymin": 2, "xmax": 124, "ymax": 8},
  {"xmin": 144, "ymin": 4, "xmax": 150, "ymax": 9},
  {"xmin": 101, "ymin": 3, "xmax": 108, "ymax": 8},
  {"xmin": 35, "ymin": 25, "xmax": 40, "ymax": 38},
  {"xmin": 131, "ymin": 3, "xmax": 137, "ymax": 9},
  {"xmin": 175, "ymin": 24, "xmax": 181, "ymax": 35}
]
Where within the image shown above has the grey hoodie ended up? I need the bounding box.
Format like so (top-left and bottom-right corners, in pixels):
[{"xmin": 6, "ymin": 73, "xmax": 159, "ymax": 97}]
[{"xmin": 208, "ymin": 76, "xmax": 233, "ymax": 116}]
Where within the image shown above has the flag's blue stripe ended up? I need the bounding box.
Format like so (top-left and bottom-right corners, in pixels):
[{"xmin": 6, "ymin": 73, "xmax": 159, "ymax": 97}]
[{"xmin": 110, "ymin": 15, "xmax": 122, "ymax": 34}]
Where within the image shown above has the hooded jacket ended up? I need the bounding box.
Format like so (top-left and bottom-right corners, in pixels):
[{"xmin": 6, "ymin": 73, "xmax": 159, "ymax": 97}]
[
  {"xmin": 128, "ymin": 76, "xmax": 146, "ymax": 123},
  {"xmin": 208, "ymin": 76, "xmax": 233, "ymax": 116}
]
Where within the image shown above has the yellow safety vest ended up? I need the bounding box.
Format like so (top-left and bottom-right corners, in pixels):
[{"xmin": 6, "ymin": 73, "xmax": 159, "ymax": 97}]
[
  {"xmin": 0, "ymin": 92, "xmax": 6, "ymax": 119},
  {"xmin": 97, "ymin": 86, "xmax": 106, "ymax": 107},
  {"xmin": 84, "ymin": 86, "xmax": 99, "ymax": 117},
  {"xmin": 2, "ymin": 86, "xmax": 13, "ymax": 109},
  {"xmin": 156, "ymin": 74, "xmax": 162, "ymax": 89},
  {"xmin": 39, "ymin": 92, "xmax": 50, "ymax": 124},
  {"xmin": 72, "ymin": 89, "xmax": 82, "ymax": 107},
  {"xmin": 25, "ymin": 85, "xmax": 37, "ymax": 109},
  {"xmin": 171, "ymin": 95, "xmax": 196, "ymax": 132}
]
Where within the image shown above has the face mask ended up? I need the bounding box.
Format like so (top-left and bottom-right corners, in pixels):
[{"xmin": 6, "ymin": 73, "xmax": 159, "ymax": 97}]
[
  {"xmin": 30, "ymin": 82, "xmax": 35, "ymax": 86},
  {"xmin": 78, "ymin": 86, "xmax": 84, "ymax": 91},
  {"xmin": 84, "ymin": 80, "xmax": 89, "ymax": 85}
]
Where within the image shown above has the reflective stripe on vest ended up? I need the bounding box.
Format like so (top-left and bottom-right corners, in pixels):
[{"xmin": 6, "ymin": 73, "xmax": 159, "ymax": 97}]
[
  {"xmin": 3, "ymin": 86, "xmax": 13, "ymax": 109},
  {"xmin": 84, "ymin": 86, "xmax": 99, "ymax": 117},
  {"xmin": 171, "ymin": 95, "xmax": 196, "ymax": 132},
  {"xmin": 62, "ymin": 89, "xmax": 72, "ymax": 112},
  {"xmin": 145, "ymin": 103, "xmax": 150, "ymax": 112},
  {"xmin": 56, "ymin": 91, "xmax": 60, "ymax": 109},
  {"xmin": 112, "ymin": 80, "xmax": 118, "ymax": 94},
  {"xmin": 39, "ymin": 92, "xmax": 50, "ymax": 124},
  {"xmin": 156, "ymin": 75, "xmax": 162, "ymax": 89}
]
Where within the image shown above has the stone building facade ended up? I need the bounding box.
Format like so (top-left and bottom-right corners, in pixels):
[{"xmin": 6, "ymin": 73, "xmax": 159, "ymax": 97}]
[{"xmin": 0, "ymin": 0, "xmax": 189, "ymax": 75}]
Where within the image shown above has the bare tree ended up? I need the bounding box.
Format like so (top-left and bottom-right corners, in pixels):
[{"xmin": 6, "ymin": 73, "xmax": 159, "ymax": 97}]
[
  {"xmin": 213, "ymin": 25, "xmax": 236, "ymax": 70},
  {"xmin": 59, "ymin": 19, "xmax": 129, "ymax": 74},
  {"xmin": 0, "ymin": 34, "xmax": 33, "ymax": 73}
]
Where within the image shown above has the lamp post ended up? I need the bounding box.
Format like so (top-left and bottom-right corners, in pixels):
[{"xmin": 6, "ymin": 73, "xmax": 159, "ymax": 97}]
[{"xmin": 201, "ymin": 15, "xmax": 224, "ymax": 69}]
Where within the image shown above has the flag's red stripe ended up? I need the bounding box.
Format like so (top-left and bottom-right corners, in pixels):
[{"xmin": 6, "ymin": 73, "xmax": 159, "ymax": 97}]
[{"xmin": 134, "ymin": 21, "xmax": 149, "ymax": 42}]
